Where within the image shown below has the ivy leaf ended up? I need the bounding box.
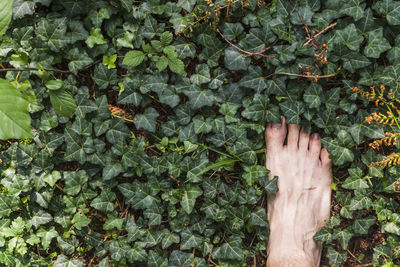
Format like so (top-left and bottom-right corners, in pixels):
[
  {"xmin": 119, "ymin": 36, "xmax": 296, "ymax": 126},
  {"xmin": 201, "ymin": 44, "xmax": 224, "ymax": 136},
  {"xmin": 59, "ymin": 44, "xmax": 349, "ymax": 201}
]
[
  {"xmin": 342, "ymin": 52, "xmax": 371, "ymax": 73},
  {"xmin": 85, "ymin": 27, "xmax": 106, "ymax": 48},
  {"xmin": 184, "ymin": 85, "xmax": 214, "ymax": 109},
  {"xmin": 0, "ymin": 194, "xmax": 20, "ymax": 218},
  {"xmin": 373, "ymin": 0, "xmax": 400, "ymax": 25},
  {"xmin": 36, "ymin": 18, "xmax": 69, "ymax": 52},
  {"xmin": 37, "ymin": 226, "xmax": 59, "ymax": 250},
  {"xmin": 49, "ymin": 90, "xmax": 77, "ymax": 117},
  {"xmin": 327, "ymin": 247, "xmax": 347, "ymax": 267},
  {"xmin": 224, "ymin": 47, "xmax": 250, "ymax": 71},
  {"xmin": 177, "ymin": 0, "xmax": 196, "ymax": 12},
  {"xmin": 67, "ymin": 48, "xmax": 93, "ymax": 74},
  {"xmin": 162, "ymin": 231, "xmax": 180, "ymax": 249},
  {"xmin": 279, "ymin": 100, "xmax": 305, "ymax": 124},
  {"xmin": 93, "ymin": 64, "xmax": 118, "ymax": 90},
  {"xmin": 90, "ymin": 190, "xmax": 116, "ymax": 212},
  {"xmin": 122, "ymin": 50, "xmax": 145, "ymax": 67},
  {"xmin": 364, "ymin": 28, "xmax": 391, "ymax": 58},
  {"xmin": 160, "ymin": 31, "xmax": 173, "ymax": 45},
  {"xmin": 341, "ymin": 0, "xmax": 365, "ymax": 21},
  {"xmin": 134, "ymin": 107, "xmax": 159, "ymax": 132},
  {"xmin": 31, "ymin": 211, "xmax": 53, "ymax": 229},
  {"xmin": 249, "ymin": 207, "xmax": 268, "ymax": 227},
  {"xmin": 63, "ymin": 170, "xmax": 89, "ymax": 196},
  {"xmin": 242, "ymin": 165, "xmax": 268, "ymax": 186},
  {"xmin": 180, "ymin": 184, "xmax": 203, "ymax": 214},
  {"xmin": 221, "ymin": 22, "xmax": 244, "ymax": 40},
  {"xmin": 304, "ymin": 83, "xmax": 323, "ymax": 108},
  {"xmin": 53, "ymin": 255, "xmax": 84, "ymax": 267},
  {"xmin": 0, "ymin": 0, "xmax": 13, "ymax": 38},
  {"xmin": 212, "ymin": 236, "xmax": 243, "ymax": 260},
  {"xmin": 169, "ymin": 250, "xmax": 194, "ymax": 267},
  {"xmin": 180, "ymin": 229, "xmax": 203, "ymax": 250},
  {"xmin": 0, "ymin": 79, "xmax": 32, "ymax": 139},
  {"xmin": 353, "ymin": 217, "xmax": 376, "ymax": 235},
  {"xmin": 190, "ymin": 64, "xmax": 211, "ymax": 85},
  {"xmin": 334, "ymin": 24, "xmax": 364, "ymax": 51}
]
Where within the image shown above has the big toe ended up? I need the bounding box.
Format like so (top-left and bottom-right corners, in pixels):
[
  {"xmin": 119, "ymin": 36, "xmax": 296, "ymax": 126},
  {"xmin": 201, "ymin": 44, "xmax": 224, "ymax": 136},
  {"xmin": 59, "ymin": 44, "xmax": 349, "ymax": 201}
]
[{"xmin": 265, "ymin": 117, "xmax": 287, "ymax": 151}]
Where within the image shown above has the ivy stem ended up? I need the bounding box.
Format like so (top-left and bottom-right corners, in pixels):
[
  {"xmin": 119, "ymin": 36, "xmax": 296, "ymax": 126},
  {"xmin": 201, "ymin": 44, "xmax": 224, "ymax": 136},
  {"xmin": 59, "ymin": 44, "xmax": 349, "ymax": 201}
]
[{"xmin": 0, "ymin": 67, "xmax": 76, "ymax": 76}]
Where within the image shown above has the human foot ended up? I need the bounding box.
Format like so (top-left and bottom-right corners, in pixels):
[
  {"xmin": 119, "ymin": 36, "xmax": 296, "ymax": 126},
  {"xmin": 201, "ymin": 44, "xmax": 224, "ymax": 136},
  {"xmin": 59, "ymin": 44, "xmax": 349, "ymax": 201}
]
[{"xmin": 265, "ymin": 117, "xmax": 332, "ymax": 267}]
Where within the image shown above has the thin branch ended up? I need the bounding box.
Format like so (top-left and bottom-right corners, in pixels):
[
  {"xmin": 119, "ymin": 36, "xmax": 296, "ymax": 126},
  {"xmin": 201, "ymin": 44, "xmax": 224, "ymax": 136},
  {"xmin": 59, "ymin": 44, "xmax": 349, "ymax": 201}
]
[
  {"xmin": 0, "ymin": 67, "xmax": 73, "ymax": 74},
  {"xmin": 303, "ymin": 22, "xmax": 337, "ymax": 47},
  {"xmin": 216, "ymin": 28, "xmax": 274, "ymax": 58},
  {"xmin": 260, "ymin": 71, "xmax": 339, "ymax": 80}
]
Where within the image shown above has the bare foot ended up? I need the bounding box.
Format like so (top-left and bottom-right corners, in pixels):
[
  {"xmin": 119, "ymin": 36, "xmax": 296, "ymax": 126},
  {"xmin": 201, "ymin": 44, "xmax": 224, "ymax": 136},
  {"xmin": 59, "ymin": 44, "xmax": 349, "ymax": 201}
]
[{"xmin": 265, "ymin": 117, "xmax": 332, "ymax": 267}]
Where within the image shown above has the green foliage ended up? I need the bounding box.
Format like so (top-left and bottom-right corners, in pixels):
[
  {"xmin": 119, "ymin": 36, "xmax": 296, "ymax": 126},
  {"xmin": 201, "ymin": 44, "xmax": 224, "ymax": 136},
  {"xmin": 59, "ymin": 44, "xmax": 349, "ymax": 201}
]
[{"xmin": 0, "ymin": 0, "xmax": 399, "ymax": 266}]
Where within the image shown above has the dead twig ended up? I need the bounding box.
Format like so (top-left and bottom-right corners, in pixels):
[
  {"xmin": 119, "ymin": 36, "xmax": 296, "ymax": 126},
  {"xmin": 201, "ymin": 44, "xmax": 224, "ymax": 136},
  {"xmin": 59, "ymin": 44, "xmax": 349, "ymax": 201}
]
[
  {"xmin": 261, "ymin": 71, "xmax": 339, "ymax": 82},
  {"xmin": 207, "ymin": 245, "xmax": 218, "ymax": 266},
  {"xmin": 168, "ymin": 174, "xmax": 180, "ymax": 184},
  {"xmin": 55, "ymin": 183, "xmax": 72, "ymax": 197},
  {"xmin": 303, "ymin": 22, "xmax": 337, "ymax": 47},
  {"xmin": 216, "ymin": 28, "xmax": 274, "ymax": 58}
]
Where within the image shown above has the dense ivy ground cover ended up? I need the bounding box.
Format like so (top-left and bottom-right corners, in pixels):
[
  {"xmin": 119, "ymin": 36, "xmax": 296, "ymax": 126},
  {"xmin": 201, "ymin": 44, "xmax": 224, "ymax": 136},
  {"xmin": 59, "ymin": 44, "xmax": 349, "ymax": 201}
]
[{"xmin": 0, "ymin": 0, "xmax": 400, "ymax": 266}]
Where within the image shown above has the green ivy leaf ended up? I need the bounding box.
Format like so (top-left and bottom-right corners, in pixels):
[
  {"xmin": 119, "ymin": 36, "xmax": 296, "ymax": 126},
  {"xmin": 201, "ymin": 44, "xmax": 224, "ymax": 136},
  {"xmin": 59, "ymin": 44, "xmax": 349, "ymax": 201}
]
[
  {"xmin": 85, "ymin": 27, "xmax": 107, "ymax": 48},
  {"xmin": 134, "ymin": 107, "xmax": 159, "ymax": 132},
  {"xmin": 180, "ymin": 184, "xmax": 203, "ymax": 214},
  {"xmin": 364, "ymin": 27, "xmax": 391, "ymax": 58},
  {"xmin": 327, "ymin": 247, "xmax": 347, "ymax": 267},
  {"xmin": 90, "ymin": 190, "xmax": 116, "ymax": 212},
  {"xmin": 36, "ymin": 18, "xmax": 69, "ymax": 52},
  {"xmin": 373, "ymin": 0, "xmax": 400, "ymax": 25},
  {"xmin": 334, "ymin": 23, "xmax": 364, "ymax": 51},
  {"xmin": 224, "ymin": 47, "xmax": 250, "ymax": 71}
]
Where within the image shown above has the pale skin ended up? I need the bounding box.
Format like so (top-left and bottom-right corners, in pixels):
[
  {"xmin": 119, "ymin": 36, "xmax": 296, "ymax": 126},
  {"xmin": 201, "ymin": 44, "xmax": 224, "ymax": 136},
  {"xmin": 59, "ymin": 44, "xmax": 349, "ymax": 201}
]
[{"xmin": 265, "ymin": 117, "xmax": 332, "ymax": 267}]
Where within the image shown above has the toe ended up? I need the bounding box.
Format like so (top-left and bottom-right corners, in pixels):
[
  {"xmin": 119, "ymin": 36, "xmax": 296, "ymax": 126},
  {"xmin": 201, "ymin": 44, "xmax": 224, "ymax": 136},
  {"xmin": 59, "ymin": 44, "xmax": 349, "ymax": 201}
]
[
  {"xmin": 308, "ymin": 133, "xmax": 321, "ymax": 159},
  {"xmin": 320, "ymin": 148, "xmax": 332, "ymax": 168},
  {"xmin": 298, "ymin": 127, "xmax": 310, "ymax": 151},
  {"xmin": 265, "ymin": 116, "xmax": 287, "ymax": 151},
  {"xmin": 287, "ymin": 124, "xmax": 300, "ymax": 150}
]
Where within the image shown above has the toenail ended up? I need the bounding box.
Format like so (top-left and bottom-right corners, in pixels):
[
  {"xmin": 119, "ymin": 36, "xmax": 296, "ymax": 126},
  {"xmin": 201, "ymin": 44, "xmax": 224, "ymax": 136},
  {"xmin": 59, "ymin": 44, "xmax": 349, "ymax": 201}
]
[
  {"xmin": 271, "ymin": 124, "xmax": 281, "ymax": 129},
  {"xmin": 312, "ymin": 133, "xmax": 320, "ymax": 140}
]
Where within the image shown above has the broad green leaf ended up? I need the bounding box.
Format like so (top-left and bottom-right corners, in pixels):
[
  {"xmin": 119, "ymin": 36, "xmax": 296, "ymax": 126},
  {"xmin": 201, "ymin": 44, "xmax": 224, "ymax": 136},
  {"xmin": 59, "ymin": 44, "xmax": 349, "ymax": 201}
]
[
  {"xmin": 37, "ymin": 226, "xmax": 58, "ymax": 250},
  {"xmin": 249, "ymin": 207, "xmax": 268, "ymax": 227},
  {"xmin": 279, "ymin": 100, "xmax": 305, "ymax": 124},
  {"xmin": 148, "ymin": 250, "xmax": 168, "ymax": 267},
  {"xmin": 31, "ymin": 211, "xmax": 52, "ymax": 229},
  {"xmin": 177, "ymin": 0, "xmax": 196, "ymax": 12},
  {"xmin": 349, "ymin": 195, "xmax": 372, "ymax": 210},
  {"xmin": 90, "ymin": 190, "xmax": 116, "ymax": 212},
  {"xmin": 63, "ymin": 170, "xmax": 89, "ymax": 196},
  {"xmin": 37, "ymin": 18, "xmax": 69, "ymax": 51},
  {"xmin": 49, "ymin": 90, "xmax": 77, "ymax": 117},
  {"xmin": 327, "ymin": 247, "xmax": 347, "ymax": 267},
  {"xmin": 332, "ymin": 229, "xmax": 353, "ymax": 250},
  {"xmin": 53, "ymin": 255, "xmax": 84, "ymax": 267},
  {"xmin": 0, "ymin": 79, "xmax": 32, "ymax": 139},
  {"xmin": 45, "ymin": 79, "xmax": 64, "ymax": 91},
  {"xmin": 0, "ymin": 194, "xmax": 20, "ymax": 218},
  {"xmin": 242, "ymin": 165, "xmax": 268, "ymax": 186},
  {"xmin": 168, "ymin": 57, "xmax": 186, "ymax": 74},
  {"xmin": 184, "ymin": 85, "xmax": 214, "ymax": 109},
  {"xmin": 364, "ymin": 28, "xmax": 391, "ymax": 58},
  {"xmin": 180, "ymin": 184, "xmax": 202, "ymax": 214},
  {"xmin": 341, "ymin": 0, "xmax": 365, "ymax": 20},
  {"xmin": 180, "ymin": 229, "xmax": 203, "ymax": 250},
  {"xmin": 373, "ymin": 0, "xmax": 400, "ymax": 25},
  {"xmin": 353, "ymin": 217, "xmax": 376, "ymax": 234},
  {"xmin": 122, "ymin": 50, "xmax": 145, "ymax": 67},
  {"xmin": 334, "ymin": 24, "xmax": 363, "ymax": 51},
  {"xmin": 162, "ymin": 232, "xmax": 180, "ymax": 249},
  {"xmin": 169, "ymin": 250, "xmax": 194, "ymax": 267},
  {"xmin": 224, "ymin": 47, "xmax": 250, "ymax": 71},
  {"xmin": 221, "ymin": 22, "xmax": 244, "ymax": 40},
  {"xmin": 0, "ymin": 0, "xmax": 13, "ymax": 39},
  {"xmin": 13, "ymin": 0, "xmax": 34, "ymax": 18},
  {"xmin": 67, "ymin": 48, "xmax": 93, "ymax": 74},
  {"xmin": 212, "ymin": 236, "xmax": 243, "ymax": 260},
  {"xmin": 134, "ymin": 107, "xmax": 159, "ymax": 132},
  {"xmin": 85, "ymin": 27, "xmax": 106, "ymax": 48},
  {"xmin": 190, "ymin": 64, "xmax": 211, "ymax": 85},
  {"xmin": 160, "ymin": 31, "xmax": 173, "ymax": 45},
  {"xmin": 72, "ymin": 211, "xmax": 91, "ymax": 230}
]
